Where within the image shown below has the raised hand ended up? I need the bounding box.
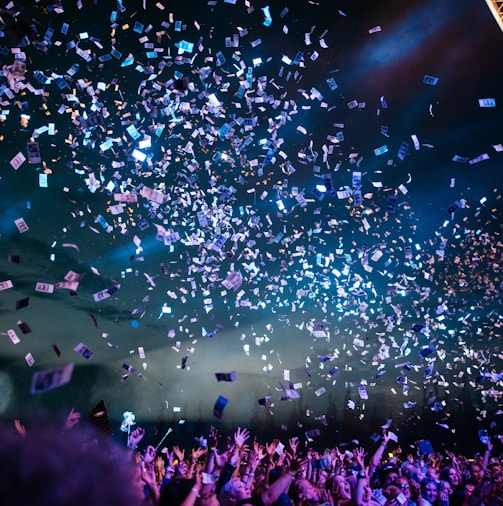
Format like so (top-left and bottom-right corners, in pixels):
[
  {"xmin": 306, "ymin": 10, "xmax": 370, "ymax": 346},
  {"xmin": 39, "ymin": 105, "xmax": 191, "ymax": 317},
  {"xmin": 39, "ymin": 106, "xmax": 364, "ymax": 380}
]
[
  {"xmin": 265, "ymin": 438, "xmax": 279, "ymax": 459},
  {"xmin": 332, "ymin": 446, "xmax": 344, "ymax": 464},
  {"xmin": 173, "ymin": 445, "xmax": 185, "ymax": 462},
  {"xmin": 382, "ymin": 429, "xmax": 390, "ymax": 445},
  {"xmin": 191, "ymin": 446, "xmax": 207, "ymax": 462},
  {"xmin": 277, "ymin": 448, "xmax": 287, "ymax": 467},
  {"xmin": 289, "ymin": 437, "xmax": 299, "ymax": 456},
  {"xmin": 63, "ymin": 407, "xmax": 81, "ymax": 430},
  {"xmin": 166, "ymin": 450, "xmax": 175, "ymax": 469},
  {"xmin": 247, "ymin": 450, "xmax": 259, "ymax": 469},
  {"xmin": 486, "ymin": 436, "xmax": 494, "ymax": 452},
  {"xmin": 209, "ymin": 425, "xmax": 219, "ymax": 448},
  {"xmin": 144, "ymin": 445, "xmax": 157, "ymax": 464},
  {"xmin": 129, "ymin": 427, "xmax": 145, "ymax": 448},
  {"xmin": 213, "ymin": 449, "xmax": 229, "ymax": 469},
  {"xmin": 240, "ymin": 443, "xmax": 250, "ymax": 456},
  {"xmin": 140, "ymin": 461, "xmax": 155, "ymax": 483},
  {"xmin": 225, "ymin": 435, "xmax": 232, "ymax": 452},
  {"xmin": 354, "ymin": 447, "xmax": 367, "ymax": 470},
  {"xmin": 234, "ymin": 427, "xmax": 250, "ymax": 448},
  {"xmin": 286, "ymin": 454, "xmax": 308, "ymax": 477},
  {"xmin": 254, "ymin": 440, "xmax": 266, "ymax": 461}
]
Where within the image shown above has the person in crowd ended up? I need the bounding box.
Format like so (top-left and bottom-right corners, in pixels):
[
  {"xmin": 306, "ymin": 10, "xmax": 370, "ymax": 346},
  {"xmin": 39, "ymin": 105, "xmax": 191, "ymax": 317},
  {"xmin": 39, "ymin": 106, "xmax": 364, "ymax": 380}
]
[
  {"xmin": 5, "ymin": 412, "xmax": 503, "ymax": 506},
  {"xmin": 421, "ymin": 479, "xmax": 439, "ymax": 506},
  {"xmin": 468, "ymin": 463, "xmax": 484, "ymax": 487},
  {"xmin": 439, "ymin": 466, "xmax": 464, "ymax": 506},
  {"xmin": 289, "ymin": 478, "xmax": 322, "ymax": 505},
  {"xmin": 468, "ymin": 458, "xmax": 503, "ymax": 506},
  {"xmin": 0, "ymin": 415, "xmax": 145, "ymax": 505},
  {"xmin": 393, "ymin": 477, "xmax": 420, "ymax": 506},
  {"xmin": 326, "ymin": 473, "xmax": 355, "ymax": 505},
  {"xmin": 217, "ymin": 427, "xmax": 301, "ymax": 506}
]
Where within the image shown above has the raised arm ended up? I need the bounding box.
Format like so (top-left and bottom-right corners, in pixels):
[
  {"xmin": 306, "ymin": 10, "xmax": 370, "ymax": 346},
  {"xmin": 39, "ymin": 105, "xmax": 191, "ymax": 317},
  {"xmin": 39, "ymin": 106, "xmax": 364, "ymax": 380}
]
[
  {"xmin": 128, "ymin": 427, "xmax": 145, "ymax": 451},
  {"xmin": 263, "ymin": 438, "xmax": 279, "ymax": 485},
  {"xmin": 62, "ymin": 407, "xmax": 81, "ymax": 431},
  {"xmin": 141, "ymin": 445, "xmax": 161, "ymax": 503},
  {"xmin": 187, "ymin": 446, "xmax": 206, "ymax": 479},
  {"xmin": 481, "ymin": 437, "xmax": 493, "ymax": 470},
  {"xmin": 180, "ymin": 466, "xmax": 202, "ymax": 506},
  {"xmin": 215, "ymin": 427, "xmax": 249, "ymax": 495},
  {"xmin": 354, "ymin": 447, "xmax": 369, "ymax": 506},
  {"xmin": 261, "ymin": 456, "xmax": 306, "ymax": 506},
  {"xmin": 368, "ymin": 430, "xmax": 390, "ymax": 479}
]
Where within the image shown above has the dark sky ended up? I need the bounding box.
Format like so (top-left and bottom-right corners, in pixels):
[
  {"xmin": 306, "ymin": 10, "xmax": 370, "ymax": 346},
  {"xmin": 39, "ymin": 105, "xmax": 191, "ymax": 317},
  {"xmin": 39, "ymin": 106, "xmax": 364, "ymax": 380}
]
[{"xmin": 0, "ymin": 0, "xmax": 502, "ymax": 451}]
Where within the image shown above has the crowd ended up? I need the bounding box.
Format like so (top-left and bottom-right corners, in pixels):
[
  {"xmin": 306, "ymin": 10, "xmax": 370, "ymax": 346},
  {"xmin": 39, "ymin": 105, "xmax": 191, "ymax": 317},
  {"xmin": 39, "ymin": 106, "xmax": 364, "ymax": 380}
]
[{"xmin": 0, "ymin": 409, "xmax": 502, "ymax": 506}]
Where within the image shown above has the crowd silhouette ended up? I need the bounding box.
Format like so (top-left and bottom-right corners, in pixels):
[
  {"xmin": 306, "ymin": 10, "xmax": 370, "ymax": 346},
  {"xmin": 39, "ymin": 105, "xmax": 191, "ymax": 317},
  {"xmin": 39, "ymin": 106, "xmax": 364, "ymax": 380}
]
[{"xmin": 0, "ymin": 409, "xmax": 501, "ymax": 506}]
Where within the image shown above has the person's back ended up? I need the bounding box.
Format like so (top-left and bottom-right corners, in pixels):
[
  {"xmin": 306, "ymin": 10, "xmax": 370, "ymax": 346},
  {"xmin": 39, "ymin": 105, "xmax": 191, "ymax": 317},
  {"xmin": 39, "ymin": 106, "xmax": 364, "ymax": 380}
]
[{"xmin": 0, "ymin": 422, "xmax": 144, "ymax": 506}]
